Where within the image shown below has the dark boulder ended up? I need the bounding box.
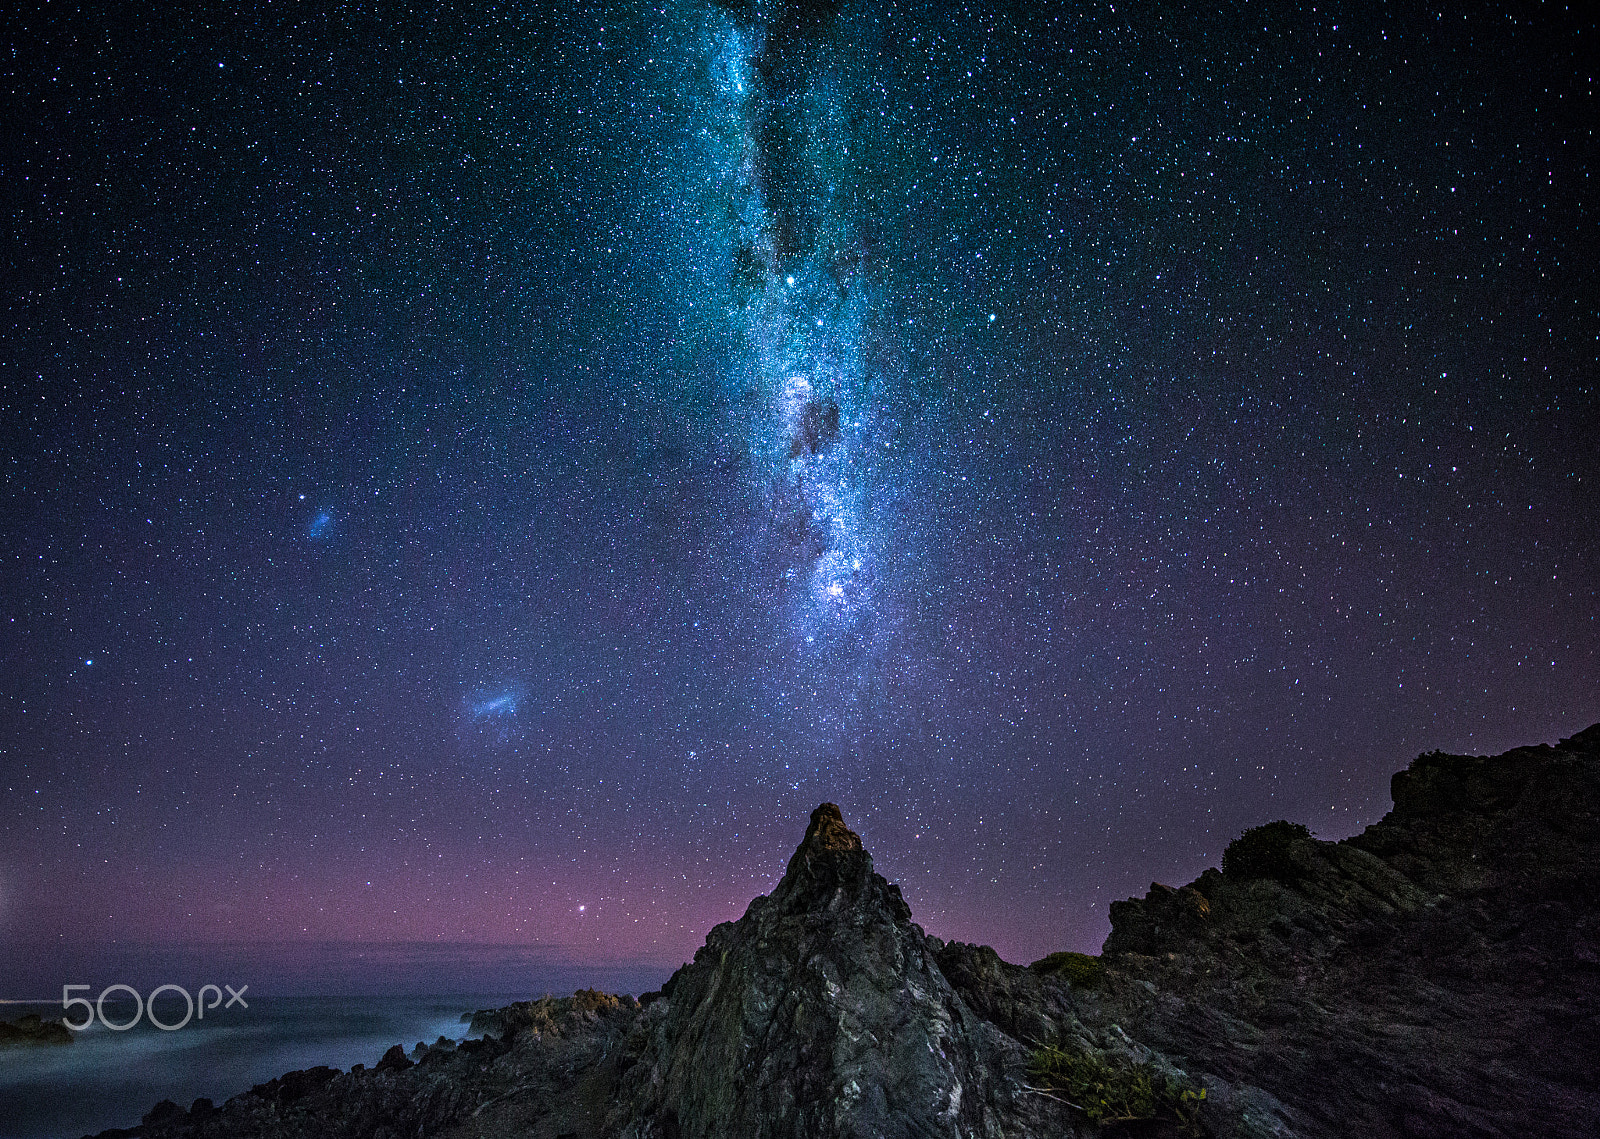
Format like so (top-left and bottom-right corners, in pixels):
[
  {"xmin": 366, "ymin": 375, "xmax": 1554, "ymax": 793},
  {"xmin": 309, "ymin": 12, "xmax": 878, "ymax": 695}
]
[
  {"xmin": 373, "ymin": 1045, "xmax": 412, "ymax": 1072},
  {"xmin": 141, "ymin": 1100, "xmax": 183, "ymax": 1128},
  {"xmin": 0, "ymin": 1012, "xmax": 73, "ymax": 1047}
]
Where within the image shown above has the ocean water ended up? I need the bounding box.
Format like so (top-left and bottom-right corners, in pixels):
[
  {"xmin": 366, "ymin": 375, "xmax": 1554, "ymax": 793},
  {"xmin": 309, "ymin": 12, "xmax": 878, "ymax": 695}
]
[{"xmin": 0, "ymin": 994, "xmax": 515, "ymax": 1139}]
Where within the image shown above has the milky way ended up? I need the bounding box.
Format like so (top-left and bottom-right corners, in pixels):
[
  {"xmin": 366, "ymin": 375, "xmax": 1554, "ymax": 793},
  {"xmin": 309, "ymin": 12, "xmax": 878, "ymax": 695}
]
[
  {"xmin": 713, "ymin": 0, "xmax": 891, "ymax": 678},
  {"xmin": 1, "ymin": 0, "xmax": 1595, "ymax": 989}
]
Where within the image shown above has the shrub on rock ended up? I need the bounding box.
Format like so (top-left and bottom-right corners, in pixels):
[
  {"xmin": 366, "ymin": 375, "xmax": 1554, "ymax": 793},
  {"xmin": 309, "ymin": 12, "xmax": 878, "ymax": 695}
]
[{"xmin": 1222, "ymin": 820, "xmax": 1313, "ymax": 884}]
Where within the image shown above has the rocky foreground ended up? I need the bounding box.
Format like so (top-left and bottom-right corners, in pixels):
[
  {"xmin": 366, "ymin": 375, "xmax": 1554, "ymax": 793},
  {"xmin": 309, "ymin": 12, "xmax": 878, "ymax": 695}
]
[
  {"xmin": 0, "ymin": 1013, "xmax": 73, "ymax": 1048},
  {"xmin": 104, "ymin": 724, "xmax": 1600, "ymax": 1138}
]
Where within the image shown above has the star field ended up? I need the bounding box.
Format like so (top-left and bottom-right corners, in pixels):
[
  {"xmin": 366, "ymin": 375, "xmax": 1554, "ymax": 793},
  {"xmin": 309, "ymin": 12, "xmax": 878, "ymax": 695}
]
[{"xmin": 1, "ymin": 0, "xmax": 1595, "ymax": 988}]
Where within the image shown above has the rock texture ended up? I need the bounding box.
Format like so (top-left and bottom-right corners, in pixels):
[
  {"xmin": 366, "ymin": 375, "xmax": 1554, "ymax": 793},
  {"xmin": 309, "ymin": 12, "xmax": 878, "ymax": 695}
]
[
  {"xmin": 605, "ymin": 803, "xmax": 1071, "ymax": 1138},
  {"xmin": 99, "ymin": 726, "xmax": 1600, "ymax": 1139},
  {"xmin": 1086, "ymin": 722, "xmax": 1600, "ymax": 1139},
  {"xmin": 101, "ymin": 992, "xmax": 642, "ymax": 1139}
]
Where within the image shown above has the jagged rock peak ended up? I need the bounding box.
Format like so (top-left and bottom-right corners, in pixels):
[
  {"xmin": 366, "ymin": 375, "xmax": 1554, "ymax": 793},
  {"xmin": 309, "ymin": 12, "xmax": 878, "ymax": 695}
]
[
  {"xmin": 613, "ymin": 801, "xmax": 1061, "ymax": 1139},
  {"xmin": 797, "ymin": 802, "xmax": 863, "ymax": 855},
  {"xmin": 774, "ymin": 802, "xmax": 877, "ymax": 910}
]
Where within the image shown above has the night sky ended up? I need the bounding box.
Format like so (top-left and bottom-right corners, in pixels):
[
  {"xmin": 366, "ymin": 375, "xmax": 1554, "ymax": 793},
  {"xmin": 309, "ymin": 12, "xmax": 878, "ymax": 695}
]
[{"xmin": 2, "ymin": 0, "xmax": 1596, "ymax": 991}]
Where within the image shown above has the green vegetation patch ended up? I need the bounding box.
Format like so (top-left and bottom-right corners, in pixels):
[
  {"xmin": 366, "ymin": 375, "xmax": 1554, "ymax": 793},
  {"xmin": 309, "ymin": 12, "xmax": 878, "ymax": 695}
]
[
  {"xmin": 1030, "ymin": 950, "xmax": 1107, "ymax": 988},
  {"xmin": 1028, "ymin": 1042, "xmax": 1206, "ymax": 1134},
  {"xmin": 1222, "ymin": 820, "xmax": 1312, "ymax": 884}
]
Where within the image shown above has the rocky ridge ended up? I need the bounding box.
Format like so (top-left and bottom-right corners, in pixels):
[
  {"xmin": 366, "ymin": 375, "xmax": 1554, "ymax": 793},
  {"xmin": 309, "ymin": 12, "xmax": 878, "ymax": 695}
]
[
  {"xmin": 104, "ymin": 724, "xmax": 1600, "ymax": 1138},
  {"xmin": 1088, "ymin": 722, "xmax": 1600, "ymax": 1138}
]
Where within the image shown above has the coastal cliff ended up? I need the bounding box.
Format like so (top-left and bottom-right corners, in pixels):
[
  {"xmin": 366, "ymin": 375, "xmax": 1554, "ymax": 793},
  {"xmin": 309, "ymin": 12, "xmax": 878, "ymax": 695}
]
[{"xmin": 105, "ymin": 724, "xmax": 1600, "ymax": 1138}]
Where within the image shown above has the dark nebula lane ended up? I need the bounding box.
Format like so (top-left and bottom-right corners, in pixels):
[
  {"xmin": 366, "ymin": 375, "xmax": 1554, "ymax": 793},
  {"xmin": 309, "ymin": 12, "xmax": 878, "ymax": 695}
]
[{"xmin": 712, "ymin": 0, "xmax": 889, "ymax": 658}]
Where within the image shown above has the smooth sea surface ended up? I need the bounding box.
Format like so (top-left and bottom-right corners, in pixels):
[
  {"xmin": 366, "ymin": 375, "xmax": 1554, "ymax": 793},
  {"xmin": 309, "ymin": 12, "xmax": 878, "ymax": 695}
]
[{"xmin": 0, "ymin": 994, "xmax": 516, "ymax": 1139}]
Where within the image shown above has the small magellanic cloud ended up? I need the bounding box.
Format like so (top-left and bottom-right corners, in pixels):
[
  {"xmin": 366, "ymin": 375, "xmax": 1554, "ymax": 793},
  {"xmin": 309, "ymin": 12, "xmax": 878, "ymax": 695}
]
[{"xmin": 307, "ymin": 511, "xmax": 334, "ymax": 540}]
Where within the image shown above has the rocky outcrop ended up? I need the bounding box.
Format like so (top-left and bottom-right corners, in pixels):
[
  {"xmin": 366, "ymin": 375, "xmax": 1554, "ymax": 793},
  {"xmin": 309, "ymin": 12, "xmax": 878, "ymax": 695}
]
[
  {"xmin": 100, "ymin": 805, "xmax": 1129, "ymax": 1139},
  {"xmin": 604, "ymin": 803, "xmax": 1074, "ymax": 1138},
  {"xmin": 1089, "ymin": 722, "xmax": 1600, "ymax": 1138},
  {"xmin": 108, "ymin": 992, "xmax": 642, "ymax": 1139},
  {"xmin": 466, "ymin": 987, "xmax": 627, "ymax": 1040},
  {"xmin": 0, "ymin": 1011, "xmax": 73, "ymax": 1047},
  {"xmin": 100, "ymin": 725, "xmax": 1600, "ymax": 1139}
]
